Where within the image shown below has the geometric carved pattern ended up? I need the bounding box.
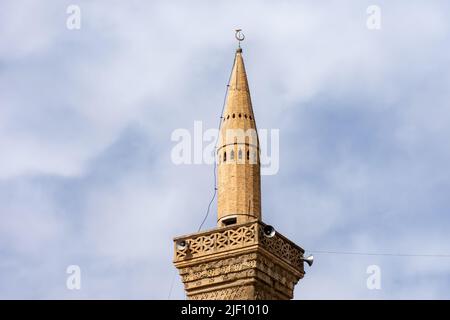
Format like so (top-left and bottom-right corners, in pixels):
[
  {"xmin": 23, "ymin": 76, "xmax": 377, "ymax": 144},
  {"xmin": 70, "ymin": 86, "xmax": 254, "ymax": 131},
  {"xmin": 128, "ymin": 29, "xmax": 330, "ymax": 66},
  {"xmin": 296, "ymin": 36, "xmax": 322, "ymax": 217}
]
[
  {"xmin": 174, "ymin": 221, "xmax": 303, "ymax": 271},
  {"xmin": 259, "ymin": 227, "xmax": 303, "ymax": 269},
  {"xmin": 179, "ymin": 253, "xmax": 257, "ymax": 283},
  {"xmin": 173, "ymin": 221, "xmax": 305, "ymax": 300},
  {"xmin": 190, "ymin": 286, "xmax": 250, "ymax": 300},
  {"xmin": 175, "ymin": 223, "xmax": 257, "ymax": 260},
  {"xmin": 178, "ymin": 252, "xmax": 298, "ymax": 300},
  {"xmin": 177, "ymin": 250, "xmax": 301, "ymax": 300}
]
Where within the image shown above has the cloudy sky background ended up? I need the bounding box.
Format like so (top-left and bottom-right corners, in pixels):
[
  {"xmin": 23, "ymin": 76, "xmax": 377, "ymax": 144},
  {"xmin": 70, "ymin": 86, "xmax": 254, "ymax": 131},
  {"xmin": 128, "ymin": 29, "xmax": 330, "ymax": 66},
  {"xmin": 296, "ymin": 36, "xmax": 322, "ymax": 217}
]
[{"xmin": 1, "ymin": 0, "xmax": 450, "ymax": 299}]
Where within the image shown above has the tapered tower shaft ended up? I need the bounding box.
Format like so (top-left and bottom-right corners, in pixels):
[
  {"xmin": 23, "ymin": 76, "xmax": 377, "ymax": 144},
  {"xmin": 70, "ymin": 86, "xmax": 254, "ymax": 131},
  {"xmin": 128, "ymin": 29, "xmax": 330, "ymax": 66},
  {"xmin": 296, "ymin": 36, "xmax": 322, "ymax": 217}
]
[{"xmin": 217, "ymin": 48, "xmax": 261, "ymax": 227}]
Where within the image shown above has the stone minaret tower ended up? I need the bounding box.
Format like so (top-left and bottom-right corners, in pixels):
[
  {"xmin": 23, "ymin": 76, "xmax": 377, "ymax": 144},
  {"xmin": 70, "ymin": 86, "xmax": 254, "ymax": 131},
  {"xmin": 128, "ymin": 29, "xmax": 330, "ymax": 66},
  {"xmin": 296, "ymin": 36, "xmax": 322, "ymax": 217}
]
[
  {"xmin": 217, "ymin": 46, "xmax": 261, "ymax": 227},
  {"xmin": 173, "ymin": 36, "xmax": 308, "ymax": 300}
]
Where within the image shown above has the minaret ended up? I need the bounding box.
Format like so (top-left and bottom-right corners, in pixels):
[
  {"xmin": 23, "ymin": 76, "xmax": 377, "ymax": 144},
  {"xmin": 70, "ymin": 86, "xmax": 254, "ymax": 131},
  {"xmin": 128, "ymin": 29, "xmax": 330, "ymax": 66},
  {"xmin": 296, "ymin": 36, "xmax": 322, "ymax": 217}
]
[
  {"xmin": 217, "ymin": 46, "xmax": 261, "ymax": 227},
  {"xmin": 173, "ymin": 32, "xmax": 310, "ymax": 300}
]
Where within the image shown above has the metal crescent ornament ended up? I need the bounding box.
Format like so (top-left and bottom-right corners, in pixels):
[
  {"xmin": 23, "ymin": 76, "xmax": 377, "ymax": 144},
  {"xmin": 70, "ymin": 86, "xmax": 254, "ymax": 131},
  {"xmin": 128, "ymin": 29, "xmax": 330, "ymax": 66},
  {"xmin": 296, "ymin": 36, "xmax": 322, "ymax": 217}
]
[{"xmin": 235, "ymin": 29, "xmax": 245, "ymax": 42}]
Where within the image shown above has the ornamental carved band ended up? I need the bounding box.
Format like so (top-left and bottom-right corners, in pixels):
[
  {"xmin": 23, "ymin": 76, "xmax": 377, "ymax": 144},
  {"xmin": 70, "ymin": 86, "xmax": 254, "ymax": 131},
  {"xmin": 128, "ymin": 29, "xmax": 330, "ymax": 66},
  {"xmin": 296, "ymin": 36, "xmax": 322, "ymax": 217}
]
[
  {"xmin": 174, "ymin": 221, "xmax": 303, "ymax": 270},
  {"xmin": 173, "ymin": 221, "xmax": 305, "ymax": 300}
]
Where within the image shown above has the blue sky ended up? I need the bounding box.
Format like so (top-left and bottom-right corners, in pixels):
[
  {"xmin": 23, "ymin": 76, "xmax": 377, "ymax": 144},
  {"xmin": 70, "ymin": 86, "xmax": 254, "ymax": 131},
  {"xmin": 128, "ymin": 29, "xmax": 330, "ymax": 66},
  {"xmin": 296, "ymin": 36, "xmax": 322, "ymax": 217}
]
[{"xmin": 1, "ymin": 0, "xmax": 450, "ymax": 299}]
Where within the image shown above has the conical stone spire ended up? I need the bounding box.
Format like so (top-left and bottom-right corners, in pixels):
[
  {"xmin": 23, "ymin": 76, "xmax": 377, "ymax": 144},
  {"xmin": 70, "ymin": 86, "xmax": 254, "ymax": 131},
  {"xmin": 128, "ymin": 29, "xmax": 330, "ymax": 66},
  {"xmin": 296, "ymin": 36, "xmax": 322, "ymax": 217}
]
[{"xmin": 217, "ymin": 48, "xmax": 261, "ymax": 227}]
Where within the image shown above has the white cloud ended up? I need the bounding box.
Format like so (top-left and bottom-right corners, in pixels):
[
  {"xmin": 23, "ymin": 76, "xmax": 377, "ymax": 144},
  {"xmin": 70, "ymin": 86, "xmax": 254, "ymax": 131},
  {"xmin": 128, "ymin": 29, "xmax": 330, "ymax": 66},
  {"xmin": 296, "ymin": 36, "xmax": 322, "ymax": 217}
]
[{"xmin": 1, "ymin": 0, "xmax": 450, "ymax": 299}]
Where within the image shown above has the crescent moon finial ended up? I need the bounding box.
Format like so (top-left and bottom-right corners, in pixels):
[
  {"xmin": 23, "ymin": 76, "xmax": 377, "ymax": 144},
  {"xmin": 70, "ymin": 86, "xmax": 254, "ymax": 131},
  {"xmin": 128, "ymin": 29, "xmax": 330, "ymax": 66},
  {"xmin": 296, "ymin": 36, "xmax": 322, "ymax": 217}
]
[{"xmin": 235, "ymin": 29, "xmax": 245, "ymax": 48}]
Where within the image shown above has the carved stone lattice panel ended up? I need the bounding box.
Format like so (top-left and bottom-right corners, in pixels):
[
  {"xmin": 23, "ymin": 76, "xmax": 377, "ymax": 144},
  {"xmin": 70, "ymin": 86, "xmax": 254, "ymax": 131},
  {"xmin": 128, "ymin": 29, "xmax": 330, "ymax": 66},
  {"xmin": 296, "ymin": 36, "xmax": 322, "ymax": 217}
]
[
  {"xmin": 174, "ymin": 222, "xmax": 303, "ymax": 271},
  {"xmin": 175, "ymin": 223, "xmax": 257, "ymax": 261},
  {"xmin": 173, "ymin": 221, "xmax": 305, "ymax": 300},
  {"xmin": 258, "ymin": 225, "xmax": 303, "ymax": 270}
]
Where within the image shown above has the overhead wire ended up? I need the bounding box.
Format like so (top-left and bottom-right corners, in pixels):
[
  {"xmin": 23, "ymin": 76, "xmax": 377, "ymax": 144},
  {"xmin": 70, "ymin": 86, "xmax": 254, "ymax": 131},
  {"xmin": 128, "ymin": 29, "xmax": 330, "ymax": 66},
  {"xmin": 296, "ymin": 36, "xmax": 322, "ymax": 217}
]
[
  {"xmin": 307, "ymin": 250, "xmax": 450, "ymax": 258},
  {"xmin": 168, "ymin": 52, "xmax": 237, "ymax": 299}
]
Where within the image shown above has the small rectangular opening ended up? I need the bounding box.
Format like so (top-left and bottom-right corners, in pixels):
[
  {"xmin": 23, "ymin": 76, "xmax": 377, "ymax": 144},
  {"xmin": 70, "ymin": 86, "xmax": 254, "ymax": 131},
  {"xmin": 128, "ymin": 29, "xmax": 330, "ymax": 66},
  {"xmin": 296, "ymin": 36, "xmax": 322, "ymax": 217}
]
[{"xmin": 222, "ymin": 217, "xmax": 237, "ymax": 226}]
